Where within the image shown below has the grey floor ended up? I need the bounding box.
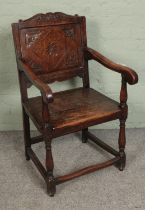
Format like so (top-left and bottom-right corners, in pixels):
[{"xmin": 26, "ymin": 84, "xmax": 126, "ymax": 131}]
[{"xmin": 0, "ymin": 128, "xmax": 145, "ymax": 210}]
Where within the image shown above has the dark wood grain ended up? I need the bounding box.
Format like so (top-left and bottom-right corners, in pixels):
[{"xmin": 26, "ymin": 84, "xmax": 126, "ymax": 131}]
[
  {"xmin": 55, "ymin": 157, "xmax": 120, "ymax": 185},
  {"xmin": 18, "ymin": 12, "xmax": 83, "ymax": 28},
  {"xmin": 13, "ymin": 13, "xmax": 86, "ymax": 85},
  {"xmin": 86, "ymin": 47, "xmax": 138, "ymax": 85},
  {"xmin": 31, "ymin": 135, "xmax": 43, "ymax": 144},
  {"xmin": 22, "ymin": 107, "xmax": 31, "ymax": 160},
  {"xmin": 19, "ymin": 60, "xmax": 54, "ymax": 104},
  {"xmin": 117, "ymin": 74, "xmax": 128, "ymax": 171},
  {"xmin": 23, "ymin": 88, "xmax": 122, "ymax": 136},
  {"xmin": 12, "ymin": 12, "xmax": 138, "ymax": 196}
]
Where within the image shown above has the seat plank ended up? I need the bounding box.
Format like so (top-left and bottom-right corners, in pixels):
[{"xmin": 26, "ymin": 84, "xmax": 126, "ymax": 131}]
[{"xmin": 23, "ymin": 88, "xmax": 121, "ymax": 135}]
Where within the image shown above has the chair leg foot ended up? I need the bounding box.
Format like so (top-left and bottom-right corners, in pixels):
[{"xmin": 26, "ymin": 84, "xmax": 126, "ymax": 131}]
[
  {"xmin": 25, "ymin": 147, "xmax": 30, "ymax": 161},
  {"xmin": 119, "ymin": 151, "xmax": 126, "ymax": 171},
  {"xmin": 25, "ymin": 150, "xmax": 30, "ymax": 161},
  {"xmin": 116, "ymin": 151, "xmax": 126, "ymax": 171},
  {"xmin": 26, "ymin": 155, "xmax": 30, "ymax": 161},
  {"xmin": 82, "ymin": 129, "xmax": 88, "ymax": 143},
  {"xmin": 47, "ymin": 176, "xmax": 56, "ymax": 197}
]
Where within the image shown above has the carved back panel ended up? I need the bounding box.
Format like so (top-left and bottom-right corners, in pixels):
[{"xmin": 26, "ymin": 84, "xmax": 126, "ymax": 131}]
[{"xmin": 12, "ymin": 13, "xmax": 88, "ymax": 83}]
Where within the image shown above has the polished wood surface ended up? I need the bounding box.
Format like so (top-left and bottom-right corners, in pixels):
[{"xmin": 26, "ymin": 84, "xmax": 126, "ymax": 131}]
[
  {"xmin": 12, "ymin": 12, "xmax": 138, "ymax": 196},
  {"xmin": 55, "ymin": 157, "xmax": 120, "ymax": 185},
  {"xmin": 86, "ymin": 47, "xmax": 138, "ymax": 85},
  {"xmin": 23, "ymin": 88, "xmax": 122, "ymax": 135},
  {"xmin": 13, "ymin": 12, "xmax": 86, "ymax": 84}
]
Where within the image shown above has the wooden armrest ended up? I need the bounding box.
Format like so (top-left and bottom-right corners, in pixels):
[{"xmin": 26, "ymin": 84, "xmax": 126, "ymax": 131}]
[
  {"xmin": 85, "ymin": 47, "xmax": 138, "ymax": 85},
  {"xmin": 18, "ymin": 60, "xmax": 53, "ymax": 103}
]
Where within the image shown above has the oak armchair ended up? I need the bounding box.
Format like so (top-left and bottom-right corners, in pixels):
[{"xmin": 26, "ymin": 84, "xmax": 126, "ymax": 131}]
[{"xmin": 12, "ymin": 12, "xmax": 138, "ymax": 196}]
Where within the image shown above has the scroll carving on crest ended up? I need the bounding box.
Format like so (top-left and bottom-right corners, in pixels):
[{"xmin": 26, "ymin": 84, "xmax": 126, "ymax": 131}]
[{"xmin": 19, "ymin": 12, "xmax": 80, "ymax": 27}]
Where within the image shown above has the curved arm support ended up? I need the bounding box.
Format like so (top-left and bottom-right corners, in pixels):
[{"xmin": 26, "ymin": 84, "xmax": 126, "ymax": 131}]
[
  {"xmin": 85, "ymin": 47, "xmax": 138, "ymax": 85},
  {"xmin": 18, "ymin": 60, "xmax": 53, "ymax": 104}
]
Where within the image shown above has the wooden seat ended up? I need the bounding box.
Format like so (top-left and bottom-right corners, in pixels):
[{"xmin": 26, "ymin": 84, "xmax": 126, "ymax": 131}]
[
  {"xmin": 12, "ymin": 12, "xmax": 138, "ymax": 196},
  {"xmin": 24, "ymin": 88, "xmax": 121, "ymax": 135}
]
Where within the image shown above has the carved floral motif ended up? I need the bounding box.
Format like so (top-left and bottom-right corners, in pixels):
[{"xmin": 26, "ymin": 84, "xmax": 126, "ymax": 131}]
[
  {"xmin": 25, "ymin": 32, "xmax": 41, "ymax": 47},
  {"xmin": 23, "ymin": 27, "xmax": 80, "ymax": 70},
  {"xmin": 46, "ymin": 43, "xmax": 58, "ymax": 55},
  {"xmin": 63, "ymin": 28, "xmax": 74, "ymax": 38}
]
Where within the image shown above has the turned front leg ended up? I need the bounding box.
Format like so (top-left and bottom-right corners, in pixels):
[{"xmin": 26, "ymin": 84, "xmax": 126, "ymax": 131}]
[
  {"xmin": 118, "ymin": 74, "xmax": 128, "ymax": 171},
  {"xmin": 45, "ymin": 136, "xmax": 56, "ymax": 196},
  {"xmin": 42, "ymin": 101, "xmax": 56, "ymax": 196},
  {"xmin": 118, "ymin": 119, "xmax": 126, "ymax": 171}
]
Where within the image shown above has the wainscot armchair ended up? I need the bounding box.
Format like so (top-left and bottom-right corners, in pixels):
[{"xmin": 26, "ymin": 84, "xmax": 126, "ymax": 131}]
[{"xmin": 12, "ymin": 12, "xmax": 138, "ymax": 196}]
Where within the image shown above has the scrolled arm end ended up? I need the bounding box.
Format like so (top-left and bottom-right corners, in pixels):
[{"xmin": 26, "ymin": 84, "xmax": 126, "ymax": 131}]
[
  {"xmin": 123, "ymin": 68, "xmax": 138, "ymax": 85},
  {"xmin": 85, "ymin": 47, "xmax": 138, "ymax": 85},
  {"xmin": 41, "ymin": 86, "xmax": 54, "ymax": 104}
]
